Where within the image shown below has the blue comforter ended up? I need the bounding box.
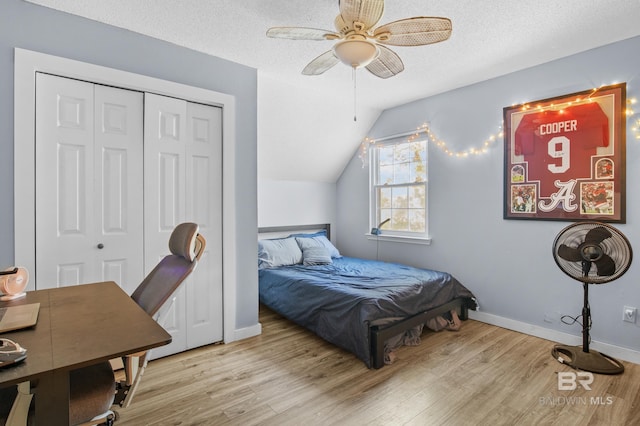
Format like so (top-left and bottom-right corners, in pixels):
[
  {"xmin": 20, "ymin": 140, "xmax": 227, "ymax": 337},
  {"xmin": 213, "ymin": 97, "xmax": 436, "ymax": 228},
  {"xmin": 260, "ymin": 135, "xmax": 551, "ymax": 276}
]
[{"xmin": 259, "ymin": 256, "xmax": 476, "ymax": 367}]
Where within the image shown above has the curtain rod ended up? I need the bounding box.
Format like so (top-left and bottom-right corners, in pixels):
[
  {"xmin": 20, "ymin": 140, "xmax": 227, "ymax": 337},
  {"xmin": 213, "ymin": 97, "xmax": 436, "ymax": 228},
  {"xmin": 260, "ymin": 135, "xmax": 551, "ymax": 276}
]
[{"xmin": 369, "ymin": 126, "xmax": 429, "ymax": 143}]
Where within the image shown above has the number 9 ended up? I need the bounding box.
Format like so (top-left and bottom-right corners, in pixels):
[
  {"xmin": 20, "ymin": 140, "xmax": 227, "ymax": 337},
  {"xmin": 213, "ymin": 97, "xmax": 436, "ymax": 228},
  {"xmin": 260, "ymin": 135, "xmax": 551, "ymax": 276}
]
[{"xmin": 547, "ymin": 136, "xmax": 570, "ymax": 173}]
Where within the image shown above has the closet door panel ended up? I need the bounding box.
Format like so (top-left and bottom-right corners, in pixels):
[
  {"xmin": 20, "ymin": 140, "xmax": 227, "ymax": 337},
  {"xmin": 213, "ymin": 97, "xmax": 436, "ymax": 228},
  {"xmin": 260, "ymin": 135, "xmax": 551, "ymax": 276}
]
[
  {"xmin": 154, "ymin": 285, "xmax": 187, "ymax": 342},
  {"xmin": 186, "ymin": 103, "xmax": 223, "ymax": 346},
  {"xmin": 35, "ymin": 73, "xmax": 96, "ymax": 288},
  {"xmin": 94, "ymin": 85, "xmax": 144, "ymax": 294},
  {"xmin": 144, "ymin": 93, "xmax": 188, "ymax": 358},
  {"xmin": 158, "ymin": 153, "xmax": 182, "ymax": 229},
  {"xmin": 57, "ymin": 144, "xmax": 88, "ymax": 234},
  {"xmin": 144, "ymin": 93, "xmax": 187, "ymax": 252},
  {"xmin": 35, "ymin": 74, "xmax": 144, "ymax": 291}
]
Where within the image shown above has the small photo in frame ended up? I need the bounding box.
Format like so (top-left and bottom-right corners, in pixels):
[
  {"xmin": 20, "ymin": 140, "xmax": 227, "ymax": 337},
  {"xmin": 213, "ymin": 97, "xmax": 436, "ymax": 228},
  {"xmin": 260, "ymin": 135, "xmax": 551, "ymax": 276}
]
[{"xmin": 511, "ymin": 184, "xmax": 537, "ymax": 214}]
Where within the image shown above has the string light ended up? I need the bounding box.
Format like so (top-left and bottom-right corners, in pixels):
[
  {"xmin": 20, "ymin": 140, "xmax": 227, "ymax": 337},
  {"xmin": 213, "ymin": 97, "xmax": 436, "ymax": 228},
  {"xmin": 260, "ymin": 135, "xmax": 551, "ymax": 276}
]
[
  {"xmin": 512, "ymin": 85, "xmax": 638, "ymax": 139},
  {"xmin": 359, "ymin": 122, "xmax": 503, "ymax": 166},
  {"xmin": 516, "ymin": 88, "xmax": 599, "ymax": 113},
  {"xmin": 628, "ymin": 97, "xmax": 640, "ymax": 140},
  {"xmin": 359, "ymin": 87, "xmax": 638, "ymax": 167}
]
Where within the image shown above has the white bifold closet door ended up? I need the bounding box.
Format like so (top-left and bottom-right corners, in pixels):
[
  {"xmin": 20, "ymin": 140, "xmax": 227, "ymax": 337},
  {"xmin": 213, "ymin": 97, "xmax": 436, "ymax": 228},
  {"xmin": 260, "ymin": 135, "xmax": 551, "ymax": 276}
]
[
  {"xmin": 35, "ymin": 73, "xmax": 144, "ymax": 293},
  {"xmin": 35, "ymin": 75, "xmax": 223, "ymax": 357},
  {"xmin": 143, "ymin": 93, "xmax": 223, "ymax": 358}
]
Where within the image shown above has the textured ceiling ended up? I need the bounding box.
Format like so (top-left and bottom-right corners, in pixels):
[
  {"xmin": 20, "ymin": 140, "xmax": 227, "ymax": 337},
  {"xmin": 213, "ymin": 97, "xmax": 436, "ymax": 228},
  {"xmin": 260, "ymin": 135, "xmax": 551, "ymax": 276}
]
[{"xmin": 25, "ymin": 0, "xmax": 640, "ymax": 182}]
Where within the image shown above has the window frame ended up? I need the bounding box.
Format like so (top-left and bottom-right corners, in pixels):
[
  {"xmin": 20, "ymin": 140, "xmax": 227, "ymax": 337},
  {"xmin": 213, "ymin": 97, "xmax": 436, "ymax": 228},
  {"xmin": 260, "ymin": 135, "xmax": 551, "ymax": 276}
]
[{"xmin": 369, "ymin": 136, "xmax": 430, "ymax": 241}]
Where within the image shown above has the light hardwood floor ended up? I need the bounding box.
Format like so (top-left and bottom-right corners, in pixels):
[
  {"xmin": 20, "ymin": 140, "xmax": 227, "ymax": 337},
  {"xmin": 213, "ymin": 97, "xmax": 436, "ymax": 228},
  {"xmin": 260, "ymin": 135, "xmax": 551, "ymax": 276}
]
[{"xmin": 116, "ymin": 306, "xmax": 640, "ymax": 426}]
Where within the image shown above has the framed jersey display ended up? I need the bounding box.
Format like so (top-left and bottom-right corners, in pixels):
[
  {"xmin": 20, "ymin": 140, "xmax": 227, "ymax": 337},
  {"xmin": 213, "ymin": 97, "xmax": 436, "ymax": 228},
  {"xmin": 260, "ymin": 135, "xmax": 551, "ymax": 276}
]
[{"xmin": 503, "ymin": 83, "xmax": 626, "ymax": 222}]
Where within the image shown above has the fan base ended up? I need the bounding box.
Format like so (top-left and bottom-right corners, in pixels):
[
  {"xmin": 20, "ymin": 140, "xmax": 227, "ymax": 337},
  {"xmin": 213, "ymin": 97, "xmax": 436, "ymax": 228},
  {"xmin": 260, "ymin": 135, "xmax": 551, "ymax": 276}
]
[
  {"xmin": 552, "ymin": 345, "xmax": 624, "ymax": 375},
  {"xmin": 0, "ymin": 292, "xmax": 26, "ymax": 301}
]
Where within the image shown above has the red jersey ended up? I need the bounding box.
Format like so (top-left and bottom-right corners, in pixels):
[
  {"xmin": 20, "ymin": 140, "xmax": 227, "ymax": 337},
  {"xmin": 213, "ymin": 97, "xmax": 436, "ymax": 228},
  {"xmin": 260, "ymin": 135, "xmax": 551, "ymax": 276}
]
[{"xmin": 514, "ymin": 102, "xmax": 609, "ymax": 197}]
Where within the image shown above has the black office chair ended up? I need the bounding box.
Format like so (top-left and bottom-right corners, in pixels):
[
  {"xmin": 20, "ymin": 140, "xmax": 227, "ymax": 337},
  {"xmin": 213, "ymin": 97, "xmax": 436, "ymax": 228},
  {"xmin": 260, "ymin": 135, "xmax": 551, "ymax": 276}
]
[{"xmin": 0, "ymin": 222, "xmax": 206, "ymax": 426}]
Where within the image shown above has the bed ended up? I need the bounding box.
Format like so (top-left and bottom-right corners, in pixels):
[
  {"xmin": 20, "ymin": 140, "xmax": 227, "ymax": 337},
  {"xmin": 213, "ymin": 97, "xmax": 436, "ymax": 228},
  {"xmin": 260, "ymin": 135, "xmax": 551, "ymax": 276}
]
[{"xmin": 258, "ymin": 224, "xmax": 477, "ymax": 369}]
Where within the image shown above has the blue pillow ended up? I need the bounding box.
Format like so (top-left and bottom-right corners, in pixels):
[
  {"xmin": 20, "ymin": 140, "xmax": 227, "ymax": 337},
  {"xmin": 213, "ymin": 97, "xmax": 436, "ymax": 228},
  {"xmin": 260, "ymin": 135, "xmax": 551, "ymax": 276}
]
[
  {"xmin": 296, "ymin": 235, "xmax": 341, "ymax": 258},
  {"xmin": 258, "ymin": 237, "xmax": 303, "ymax": 269},
  {"xmin": 302, "ymin": 246, "xmax": 332, "ymax": 266}
]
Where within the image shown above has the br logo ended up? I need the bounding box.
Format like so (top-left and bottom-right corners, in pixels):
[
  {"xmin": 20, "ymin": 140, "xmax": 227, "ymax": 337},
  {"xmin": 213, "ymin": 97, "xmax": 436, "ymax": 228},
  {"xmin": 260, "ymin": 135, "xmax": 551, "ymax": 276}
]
[{"xmin": 557, "ymin": 371, "xmax": 594, "ymax": 390}]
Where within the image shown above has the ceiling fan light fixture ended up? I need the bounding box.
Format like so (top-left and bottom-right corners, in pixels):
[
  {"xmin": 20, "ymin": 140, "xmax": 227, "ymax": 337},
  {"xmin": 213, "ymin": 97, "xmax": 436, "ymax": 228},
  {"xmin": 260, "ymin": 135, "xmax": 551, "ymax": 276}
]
[{"xmin": 333, "ymin": 39, "xmax": 379, "ymax": 68}]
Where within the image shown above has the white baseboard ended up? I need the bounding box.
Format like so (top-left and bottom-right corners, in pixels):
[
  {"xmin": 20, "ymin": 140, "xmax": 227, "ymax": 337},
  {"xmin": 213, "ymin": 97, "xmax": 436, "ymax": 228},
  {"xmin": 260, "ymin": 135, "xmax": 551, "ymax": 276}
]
[
  {"xmin": 228, "ymin": 322, "xmax": 262, "ymax": 343},
  {"xmin": 469, "ymin": 310, "xmax": 640, "ymax": 365}
]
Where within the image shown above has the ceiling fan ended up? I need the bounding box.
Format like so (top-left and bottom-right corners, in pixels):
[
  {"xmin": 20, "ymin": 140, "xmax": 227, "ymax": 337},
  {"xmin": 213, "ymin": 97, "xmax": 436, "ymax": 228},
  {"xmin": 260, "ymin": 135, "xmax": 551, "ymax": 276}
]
[{"xmin": 266, "ymin": 0, "xmax": 452, "ymax": 78}]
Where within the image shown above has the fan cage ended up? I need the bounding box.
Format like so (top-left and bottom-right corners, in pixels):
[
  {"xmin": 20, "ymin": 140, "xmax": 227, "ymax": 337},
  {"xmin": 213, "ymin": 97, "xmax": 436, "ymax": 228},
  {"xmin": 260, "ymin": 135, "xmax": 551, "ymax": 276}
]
[{"xmin": 552, "ymin": 221, "xmax": 632, "ymax": 284}]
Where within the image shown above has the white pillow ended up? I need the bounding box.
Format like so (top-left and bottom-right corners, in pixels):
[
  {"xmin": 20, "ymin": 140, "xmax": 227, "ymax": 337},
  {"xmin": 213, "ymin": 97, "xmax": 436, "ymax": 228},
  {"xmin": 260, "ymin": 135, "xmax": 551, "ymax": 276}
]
[
  {"xmin": 296, "ymin": 235, "xmax": 341, "ymax": 258},
  {"xmin": 258, "ymin": 237, "xmax": 303, "ymax": 269}
]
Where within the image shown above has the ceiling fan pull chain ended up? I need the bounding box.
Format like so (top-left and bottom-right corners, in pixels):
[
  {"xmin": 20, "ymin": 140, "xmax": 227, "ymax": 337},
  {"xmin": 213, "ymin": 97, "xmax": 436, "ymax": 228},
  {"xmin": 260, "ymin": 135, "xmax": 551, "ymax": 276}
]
[{"xmin": 353, "ymin": 66, "xmax": 357, "ymax": 122}]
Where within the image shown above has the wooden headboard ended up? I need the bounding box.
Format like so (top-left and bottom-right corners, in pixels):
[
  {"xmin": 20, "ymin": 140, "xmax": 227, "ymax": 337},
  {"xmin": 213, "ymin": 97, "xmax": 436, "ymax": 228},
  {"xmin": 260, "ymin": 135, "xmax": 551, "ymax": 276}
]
[{"xmin": 258, "ymin": 223, "xmax": 331, "ymax": 240}]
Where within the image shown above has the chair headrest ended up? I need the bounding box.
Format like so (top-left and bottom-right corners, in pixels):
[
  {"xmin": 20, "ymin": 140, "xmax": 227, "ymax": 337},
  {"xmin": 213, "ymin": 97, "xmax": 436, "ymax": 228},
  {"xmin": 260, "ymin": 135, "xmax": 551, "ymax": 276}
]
[{"xmin": 168, "ymin": 222, "xmax": 200, "ymax": 262}]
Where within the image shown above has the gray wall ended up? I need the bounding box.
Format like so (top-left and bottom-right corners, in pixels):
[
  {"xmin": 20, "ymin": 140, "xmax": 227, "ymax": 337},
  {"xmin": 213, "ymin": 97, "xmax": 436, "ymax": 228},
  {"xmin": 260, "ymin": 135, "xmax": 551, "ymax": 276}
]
[
  {"xmin": 258, "ymin": 179, "xmax": 336, "ymax": 229},
  {"xmin": 0, "ymin": 0, "xmax": 258, "ymax": 329},
  {"xmin": 337, "ymin": 36, "xmax": 640, "ymax": 354}
]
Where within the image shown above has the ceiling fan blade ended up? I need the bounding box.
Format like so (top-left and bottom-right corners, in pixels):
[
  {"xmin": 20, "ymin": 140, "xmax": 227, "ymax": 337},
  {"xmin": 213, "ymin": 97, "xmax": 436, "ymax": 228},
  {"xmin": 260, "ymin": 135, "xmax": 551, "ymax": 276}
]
[
  {"xmin": 338, "ymin": 0, "xmax": 384, "ymax": 32},
  {"xmin": 267, "ymin": 27, "xmax": 340, "ymax": 41},
  {"xmin": 558, "ymin": 244, "xmax": 583, "ymax": 262},
  {"xmin": 374, "ymin": 17, "xmax": 452, "ymax": 46},
  {"xmin": 584, "ymin": 226, "xmax": 612, "ymax": 245},
  {"xmin": 594, "ymin": 253, "xmax": 616, "ymax": 276},
  {"xmin": 365, "ymin": 45, "xmax": 403, "ymax": 79},
  {"xmin": 334, "ymin": 14, "xmax": 351, "ymax": 34},
  {"xmin": 302, "ymin": 50, "xmax": 340, "ymax": 75}
]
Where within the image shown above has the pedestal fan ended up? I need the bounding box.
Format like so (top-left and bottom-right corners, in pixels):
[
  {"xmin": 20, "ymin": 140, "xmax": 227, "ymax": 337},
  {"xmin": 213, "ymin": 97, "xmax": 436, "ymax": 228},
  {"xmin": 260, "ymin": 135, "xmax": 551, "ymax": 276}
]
[{"xmin": 551, "ymin": 222, "xmax": 632, "ymax": 374}]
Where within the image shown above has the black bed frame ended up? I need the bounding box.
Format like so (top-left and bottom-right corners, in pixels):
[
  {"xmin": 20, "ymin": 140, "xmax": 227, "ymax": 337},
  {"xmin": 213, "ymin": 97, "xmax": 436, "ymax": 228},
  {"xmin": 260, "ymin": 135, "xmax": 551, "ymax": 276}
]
[
  {"xmin": 258, "ymin": 223, "xmax": 472, "ymax": 369},
  {"xmin": 369, "ymin": 297, "xmax": 470, "ymax": 369}
]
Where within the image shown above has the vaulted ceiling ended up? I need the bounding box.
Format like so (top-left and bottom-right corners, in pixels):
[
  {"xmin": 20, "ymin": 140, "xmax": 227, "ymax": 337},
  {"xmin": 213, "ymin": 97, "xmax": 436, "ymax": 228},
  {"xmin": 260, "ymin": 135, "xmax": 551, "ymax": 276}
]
[{"xmin": 26, "ymin": 0, "xmax": 640, "ymax": 182}]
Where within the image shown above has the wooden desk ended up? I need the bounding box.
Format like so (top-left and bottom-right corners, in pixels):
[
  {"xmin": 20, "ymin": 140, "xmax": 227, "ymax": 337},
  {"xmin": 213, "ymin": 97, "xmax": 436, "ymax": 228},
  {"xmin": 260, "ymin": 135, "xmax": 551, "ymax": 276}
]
[{"xmin": 0, "ymin": 281, "xmax": 172, "ymax": 425}]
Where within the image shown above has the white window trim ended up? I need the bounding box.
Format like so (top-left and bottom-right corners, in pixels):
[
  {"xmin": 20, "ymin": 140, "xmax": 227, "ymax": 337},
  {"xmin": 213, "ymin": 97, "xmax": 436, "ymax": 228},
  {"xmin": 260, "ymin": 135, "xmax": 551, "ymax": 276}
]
[
  {"xmin": 365, "ymin": 233, "xmax": 432, "ymax": 245},
  {"xmin": 368, "ymin": 135, "xmax": 430, "ymax": 241}
]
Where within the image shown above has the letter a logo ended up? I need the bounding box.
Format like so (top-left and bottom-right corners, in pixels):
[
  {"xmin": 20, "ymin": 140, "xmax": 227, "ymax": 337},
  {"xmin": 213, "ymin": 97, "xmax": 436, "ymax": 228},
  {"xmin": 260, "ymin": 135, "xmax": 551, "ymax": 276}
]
[{"xmin": 539, "ymin": 180, "xmax": 578, "ymax": 212}]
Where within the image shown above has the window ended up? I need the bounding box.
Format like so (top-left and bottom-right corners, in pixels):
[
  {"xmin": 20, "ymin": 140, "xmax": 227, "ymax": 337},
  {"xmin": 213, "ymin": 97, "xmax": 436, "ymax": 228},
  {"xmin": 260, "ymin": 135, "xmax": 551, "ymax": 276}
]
[{"xmin": 370, "ymin": 138, "xmax": 428, "ymax": 239}]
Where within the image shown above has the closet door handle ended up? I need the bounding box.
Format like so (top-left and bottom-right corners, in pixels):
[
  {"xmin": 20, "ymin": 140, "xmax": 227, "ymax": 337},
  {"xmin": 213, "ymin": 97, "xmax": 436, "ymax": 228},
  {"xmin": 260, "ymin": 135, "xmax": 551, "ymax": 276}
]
[{"xmin": 97, "ymin": 243, "xmax": 104, "ymax": 249}]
